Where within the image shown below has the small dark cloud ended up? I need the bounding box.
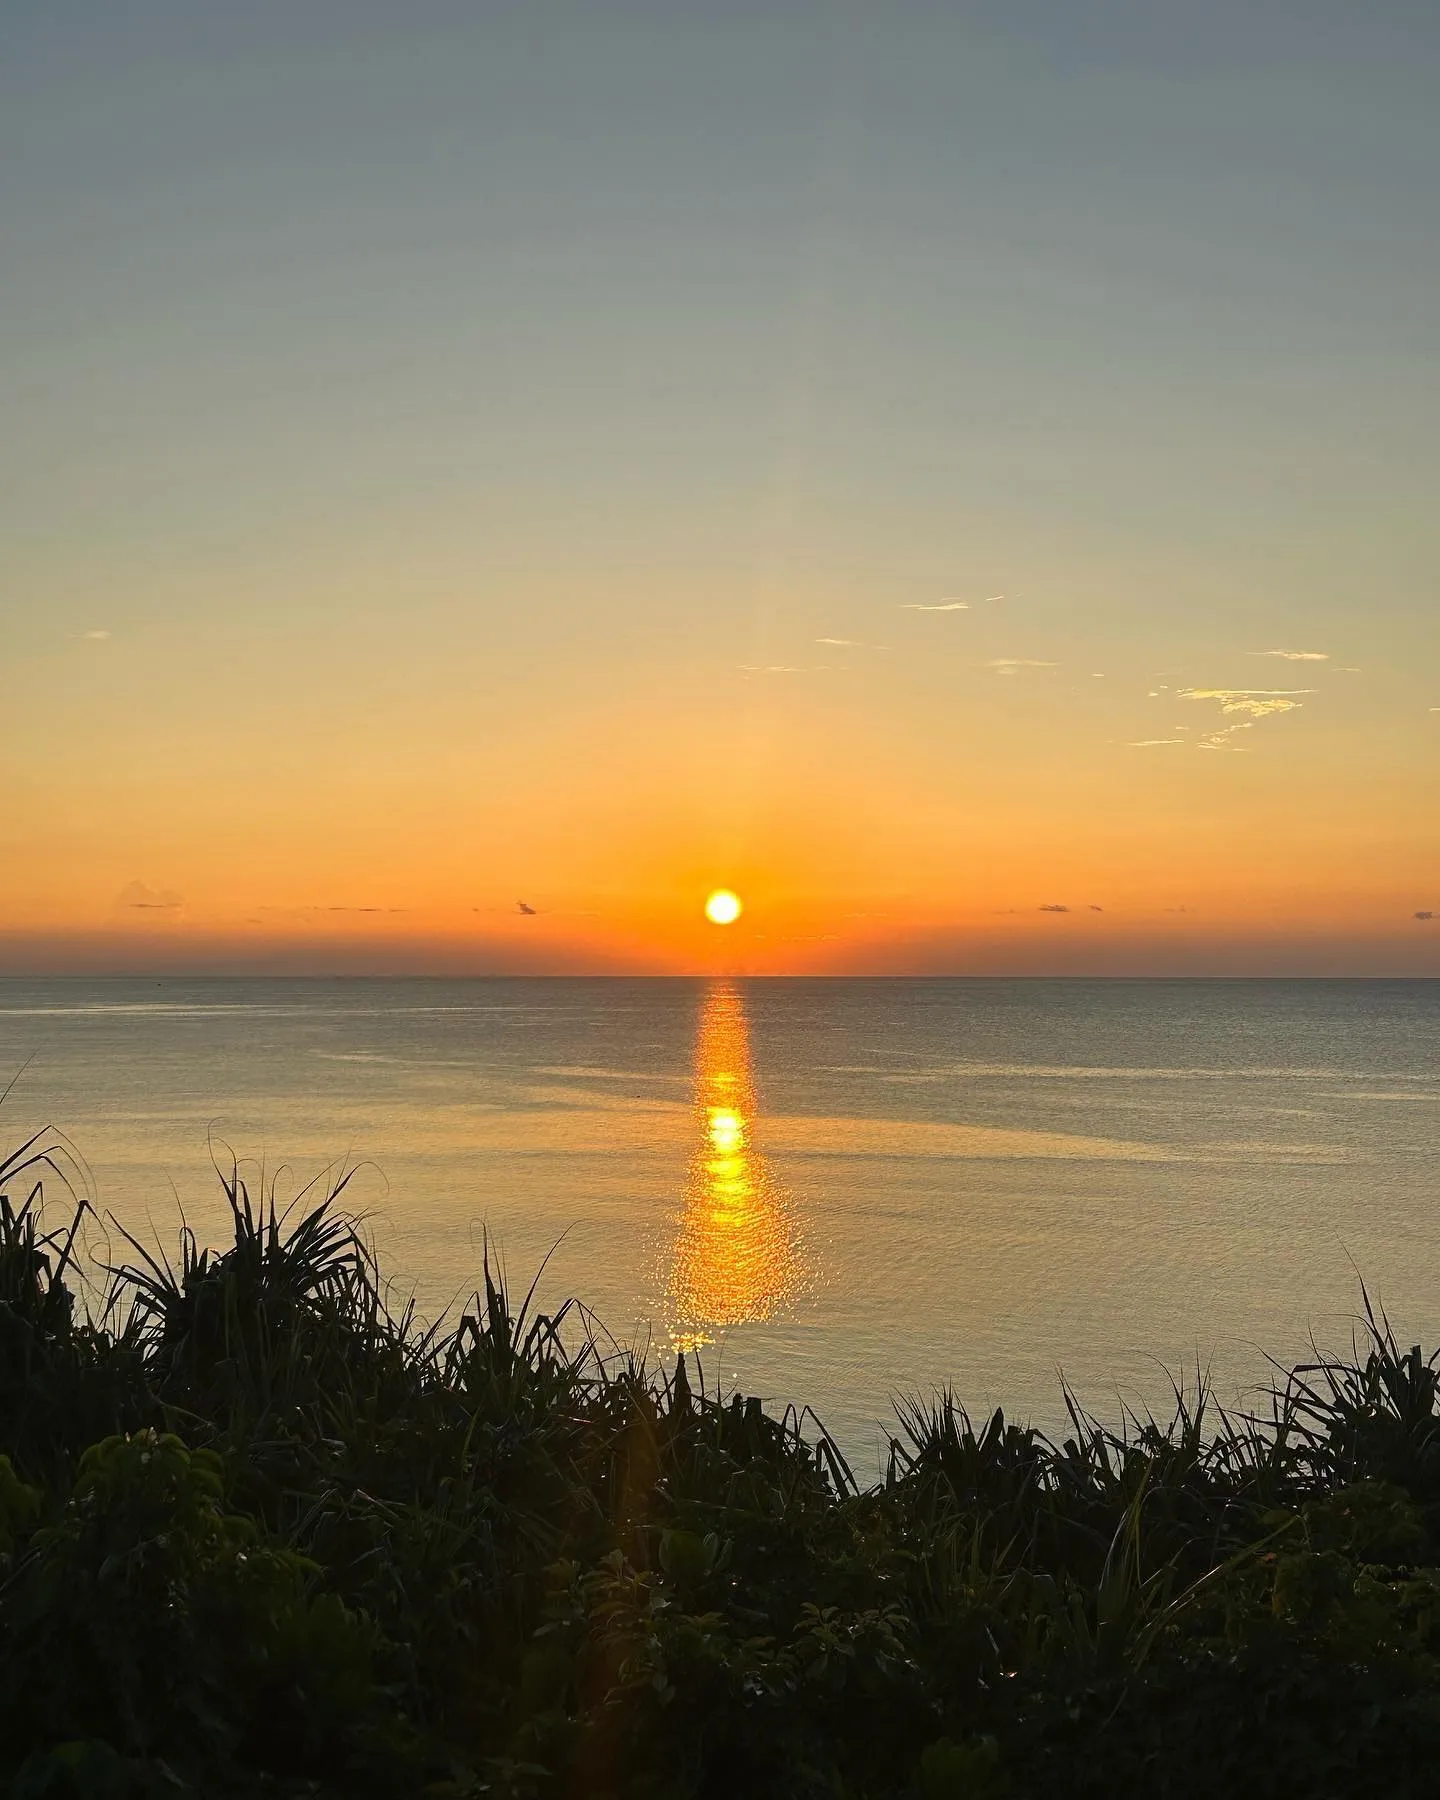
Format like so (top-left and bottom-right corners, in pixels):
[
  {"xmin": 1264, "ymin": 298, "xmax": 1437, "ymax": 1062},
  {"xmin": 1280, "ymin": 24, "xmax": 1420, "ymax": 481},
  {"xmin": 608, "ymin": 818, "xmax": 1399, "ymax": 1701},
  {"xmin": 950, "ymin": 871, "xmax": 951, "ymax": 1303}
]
[
  {"xmin": 1039, "ymin": 904, "xmax": 1070, "ymax": 914},
  {"xmin": 1416, "ymin": 911, "xmax": 1435, "ymax": 922},
  {"xmin": 1089, "ymin": 905, "xmax": 1103, "ymax": 913},
  {"xmin": 115, "ymin": 880, "xmax": 182, "ymax": 912},
  {"xmin": 517, "ymin": 901, "xmax": 537, "ymax": 915}
]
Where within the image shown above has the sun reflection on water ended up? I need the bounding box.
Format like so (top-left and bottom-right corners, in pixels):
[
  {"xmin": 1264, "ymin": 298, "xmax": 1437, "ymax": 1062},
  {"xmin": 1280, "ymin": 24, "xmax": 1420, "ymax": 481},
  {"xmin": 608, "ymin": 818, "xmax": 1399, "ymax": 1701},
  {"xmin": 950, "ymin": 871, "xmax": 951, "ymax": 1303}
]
[{"xmin": 667, "ymin": 981, "xmax": 801, "ymax": 1351}]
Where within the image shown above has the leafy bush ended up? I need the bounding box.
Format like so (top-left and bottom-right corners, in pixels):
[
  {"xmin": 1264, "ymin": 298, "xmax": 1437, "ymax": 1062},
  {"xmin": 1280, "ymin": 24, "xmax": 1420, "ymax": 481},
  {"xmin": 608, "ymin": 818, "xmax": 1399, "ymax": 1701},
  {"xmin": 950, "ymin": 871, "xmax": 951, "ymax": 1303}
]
[{"xmin": 5, "ymin": 1140, "xmax": 1440, "ymax": 1796}]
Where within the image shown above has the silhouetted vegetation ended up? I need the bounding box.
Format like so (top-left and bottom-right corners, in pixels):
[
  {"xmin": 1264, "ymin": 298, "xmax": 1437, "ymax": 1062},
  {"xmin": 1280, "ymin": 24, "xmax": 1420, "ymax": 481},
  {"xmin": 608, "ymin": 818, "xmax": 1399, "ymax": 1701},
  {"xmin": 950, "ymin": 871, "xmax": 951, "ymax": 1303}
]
[{"xmin": 5, "ymin": 1128, "xmax": 1440, "ymax": 1797}]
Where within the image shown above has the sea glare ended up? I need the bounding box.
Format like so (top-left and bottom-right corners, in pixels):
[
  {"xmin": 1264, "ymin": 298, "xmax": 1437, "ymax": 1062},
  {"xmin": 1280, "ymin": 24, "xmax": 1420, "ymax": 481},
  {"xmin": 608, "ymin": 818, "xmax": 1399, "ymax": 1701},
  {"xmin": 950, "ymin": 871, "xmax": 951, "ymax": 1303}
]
[{"xmin": 2, "ymin": 977, "xmax": 1438, "ymax": 1472}]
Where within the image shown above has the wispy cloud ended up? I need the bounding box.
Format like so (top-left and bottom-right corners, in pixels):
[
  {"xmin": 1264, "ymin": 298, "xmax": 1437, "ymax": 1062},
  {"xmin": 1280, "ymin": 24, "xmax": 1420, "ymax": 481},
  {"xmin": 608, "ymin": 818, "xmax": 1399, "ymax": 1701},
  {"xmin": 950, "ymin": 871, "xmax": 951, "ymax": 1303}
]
[
  {"xmin": 815, "ymin": 638, "xmax": 890, "ymax": 650},
  {"xmin": 1256, "ymin": 649, "xmax": 1328, "ymax": 661},
  {"xmin": 1179, "ymin": 688, "xmax": 1312, "ymax": 718},
  {"xmin": 987, "ymin": 658, "xmax": 1055, "ymax": 676},
  {"xmin": 1038, "ymin": 904, "xmax": 1070, "ymax": 913},
  {"xmin": 115, "ymin": 880, "xmax": 182, "ymax": 913},
  {"xmin": 1416, "ymin": 911, "xmax": 1435, "ymax": 922},
  {"xmin": 255, "ymin": 902, "xmax": 407, "ymax": 918},
  {"xmin": 69, "ymin": 629, "xmax": 111, "ymax": 641},
  {"xmin": 738, "ymin": 663, "xmax": 816, "ymax": 674},
  {"xmin": 1129, "ymin": 739, "xmax": 1183, "ymax": 747},
  {"xmin": 1195, "ymin": 721, "xmax": 1256, "ymax": 751},
  {"xmin": 901, "ymin": 600, "xmax": 969, "ymax": 612}
]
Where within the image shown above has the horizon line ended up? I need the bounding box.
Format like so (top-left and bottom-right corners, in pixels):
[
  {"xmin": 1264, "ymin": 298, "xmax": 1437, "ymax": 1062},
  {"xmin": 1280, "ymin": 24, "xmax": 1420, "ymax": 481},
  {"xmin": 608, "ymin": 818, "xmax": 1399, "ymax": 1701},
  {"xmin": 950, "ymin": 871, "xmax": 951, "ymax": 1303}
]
[{"xmin": 2, "ymin": 968, "xmax": 1439, "ymax": 983}]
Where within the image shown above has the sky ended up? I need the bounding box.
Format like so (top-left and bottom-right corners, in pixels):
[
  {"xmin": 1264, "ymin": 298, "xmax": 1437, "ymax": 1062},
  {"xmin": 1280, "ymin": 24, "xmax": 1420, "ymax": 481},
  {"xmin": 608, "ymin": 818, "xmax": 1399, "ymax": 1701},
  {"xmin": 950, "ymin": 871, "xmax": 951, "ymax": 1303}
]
[{"xmin": 3, "ymin": 2, "xmax": 1438, "ymax": 975}]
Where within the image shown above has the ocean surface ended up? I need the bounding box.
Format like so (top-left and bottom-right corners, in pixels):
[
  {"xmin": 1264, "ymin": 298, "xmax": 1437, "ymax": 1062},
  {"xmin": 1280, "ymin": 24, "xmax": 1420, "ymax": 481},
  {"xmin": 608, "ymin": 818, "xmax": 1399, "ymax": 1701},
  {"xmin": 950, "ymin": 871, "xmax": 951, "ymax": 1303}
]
[{"xmin": 2, "ymin": 976, "xmax": 1438, "ymax": 1472}]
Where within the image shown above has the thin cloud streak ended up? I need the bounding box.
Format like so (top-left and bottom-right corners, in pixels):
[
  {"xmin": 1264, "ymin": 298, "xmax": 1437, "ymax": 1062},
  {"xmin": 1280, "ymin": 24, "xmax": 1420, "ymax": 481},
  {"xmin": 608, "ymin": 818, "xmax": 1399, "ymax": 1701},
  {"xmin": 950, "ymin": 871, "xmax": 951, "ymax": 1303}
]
[
  {"xmin": 1180, "ymin": 688, "xmax": 1313, "ymax": 718},
  {"xmin": 114, "ymin": 880, "xmax": 182, "ymax": 913}
]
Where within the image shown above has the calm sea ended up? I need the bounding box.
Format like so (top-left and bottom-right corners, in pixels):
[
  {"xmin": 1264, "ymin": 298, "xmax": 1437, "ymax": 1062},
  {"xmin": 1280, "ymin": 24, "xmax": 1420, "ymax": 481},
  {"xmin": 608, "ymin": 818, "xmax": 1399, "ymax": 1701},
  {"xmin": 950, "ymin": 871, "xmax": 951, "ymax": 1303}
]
[{"xmin": 2, "ymin": 977, "xmax": 1438, "ymax": 1470}]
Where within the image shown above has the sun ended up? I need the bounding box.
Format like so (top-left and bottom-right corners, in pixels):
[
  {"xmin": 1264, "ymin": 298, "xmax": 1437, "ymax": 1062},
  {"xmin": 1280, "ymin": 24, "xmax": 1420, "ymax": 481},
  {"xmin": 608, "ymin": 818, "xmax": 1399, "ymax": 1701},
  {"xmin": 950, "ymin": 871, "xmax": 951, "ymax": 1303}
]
[{"xmin": 704, "ymin": 888, "xmax": 743, "ymax": 926}]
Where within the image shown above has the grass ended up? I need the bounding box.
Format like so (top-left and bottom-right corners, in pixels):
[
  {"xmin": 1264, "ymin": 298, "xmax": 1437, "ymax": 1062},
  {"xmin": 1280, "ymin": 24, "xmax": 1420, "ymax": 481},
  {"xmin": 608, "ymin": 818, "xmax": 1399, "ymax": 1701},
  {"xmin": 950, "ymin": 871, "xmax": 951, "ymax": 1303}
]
[{"xmin": 5, "ymin": 1138, "xmax": 1440, "ymax": 1797}]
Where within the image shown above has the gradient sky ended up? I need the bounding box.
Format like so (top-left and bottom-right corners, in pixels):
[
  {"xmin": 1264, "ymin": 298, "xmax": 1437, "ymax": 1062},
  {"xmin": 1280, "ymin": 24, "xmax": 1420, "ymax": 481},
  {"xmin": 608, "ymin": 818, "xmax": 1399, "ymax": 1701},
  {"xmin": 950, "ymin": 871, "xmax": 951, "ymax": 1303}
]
[{"xmin": 4, "ymin": 3, "xmax": 1438, "ymax": 974}]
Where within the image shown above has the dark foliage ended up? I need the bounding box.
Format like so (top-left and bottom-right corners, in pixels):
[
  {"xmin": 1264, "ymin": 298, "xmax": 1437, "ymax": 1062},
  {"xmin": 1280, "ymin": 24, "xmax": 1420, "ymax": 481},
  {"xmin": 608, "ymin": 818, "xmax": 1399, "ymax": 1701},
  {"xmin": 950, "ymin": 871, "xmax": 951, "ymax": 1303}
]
[{"xmin": 4, "ymin": 1141, "xmax": 1440, "ymax": 1797}]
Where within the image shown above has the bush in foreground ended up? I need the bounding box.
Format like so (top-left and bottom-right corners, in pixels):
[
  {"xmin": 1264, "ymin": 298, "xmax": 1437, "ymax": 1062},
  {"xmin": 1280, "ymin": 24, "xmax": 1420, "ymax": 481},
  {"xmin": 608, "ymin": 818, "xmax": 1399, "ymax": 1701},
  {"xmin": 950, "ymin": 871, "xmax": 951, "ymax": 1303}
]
[{"xmin": 4, "ymin": 1133, "xmax": 1440, "ymax": 1797}]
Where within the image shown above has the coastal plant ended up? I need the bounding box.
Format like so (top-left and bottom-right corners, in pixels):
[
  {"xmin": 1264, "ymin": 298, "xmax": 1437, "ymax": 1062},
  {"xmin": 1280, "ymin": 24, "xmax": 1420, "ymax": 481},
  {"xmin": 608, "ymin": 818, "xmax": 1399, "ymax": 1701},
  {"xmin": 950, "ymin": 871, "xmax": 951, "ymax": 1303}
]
[{"xmin": 7, "ymin": 1137, "xmax": 1440, "ymax": 1795}]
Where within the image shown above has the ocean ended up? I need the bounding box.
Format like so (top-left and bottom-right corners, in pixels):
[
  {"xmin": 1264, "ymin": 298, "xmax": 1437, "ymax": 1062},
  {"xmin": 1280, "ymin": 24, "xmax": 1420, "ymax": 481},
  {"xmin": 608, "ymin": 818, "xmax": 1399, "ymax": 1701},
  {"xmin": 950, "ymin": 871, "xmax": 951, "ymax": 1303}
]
[{"xmin": 2, "ymin": 976, "xmax": 1437, "ymax": 1471}]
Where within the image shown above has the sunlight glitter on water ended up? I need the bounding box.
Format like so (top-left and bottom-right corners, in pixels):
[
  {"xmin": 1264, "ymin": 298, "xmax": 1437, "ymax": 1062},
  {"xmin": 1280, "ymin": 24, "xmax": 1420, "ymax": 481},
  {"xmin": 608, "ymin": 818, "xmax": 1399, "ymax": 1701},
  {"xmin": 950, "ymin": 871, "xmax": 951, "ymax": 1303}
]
[{"xmin": 666, "ymin": 982, "xmax": 802, "ymax": 1351}]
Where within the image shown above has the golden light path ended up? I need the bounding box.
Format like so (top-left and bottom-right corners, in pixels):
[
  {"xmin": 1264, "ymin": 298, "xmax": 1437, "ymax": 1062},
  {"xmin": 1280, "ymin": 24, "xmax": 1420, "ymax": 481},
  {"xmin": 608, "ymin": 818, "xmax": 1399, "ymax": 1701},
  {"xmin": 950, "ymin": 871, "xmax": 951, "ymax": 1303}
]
[{"xmin": 666, "ymin": 981, "xmax": 802, "ymax": 1352}]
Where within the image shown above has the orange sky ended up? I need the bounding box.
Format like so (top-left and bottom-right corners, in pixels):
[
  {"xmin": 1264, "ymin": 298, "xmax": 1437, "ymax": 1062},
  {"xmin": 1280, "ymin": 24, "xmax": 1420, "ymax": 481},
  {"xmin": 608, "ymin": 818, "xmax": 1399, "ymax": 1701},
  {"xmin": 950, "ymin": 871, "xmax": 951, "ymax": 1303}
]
[
  {"xmin": 6, "ymin": 631, "xmax": 1437, "ymax": 974},
  {"xmin": 3, "ymin": 10, "xmax": 1438, "ymax": 975}
]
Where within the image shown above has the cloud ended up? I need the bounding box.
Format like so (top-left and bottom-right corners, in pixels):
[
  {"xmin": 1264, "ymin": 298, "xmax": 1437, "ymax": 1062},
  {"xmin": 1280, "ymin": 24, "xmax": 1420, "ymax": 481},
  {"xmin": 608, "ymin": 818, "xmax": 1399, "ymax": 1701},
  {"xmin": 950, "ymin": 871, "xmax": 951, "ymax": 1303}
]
[
  {"xmin": 1416, "ymin": 911, "xmax": 1435, "ymax": 922},
  {"xmin": 1197, "ymin": 721, "xmax": 1256, "ymax": 750},
  {"xmin": 1129, "ymin": 739, "xmax": 1182, "ymax": 747},
  {"xmin": 901, "ymin": 600, "xmax": 969, "ymax": 611},
  {"xmin": 1197, "ymin": 719, "xmax": 1256, "ymax": 750},
  {"xmin": 1089, "ymin": 905, "xmax": 1104, "ymax": 913},
  {"xmin": 987, "ymin": 658, "xmax": 1055, "ymax": 675},
  {"xmin": 115, "ymin": 880, "xmax": 182, "ymax": 912},
  {"xmin": 254, "ymin": 903, "xmax": 408, "ymax": 918},
  {"xmin": 1180, "ymin": 688, "xmax": 1312, "ymax": 717},
  {"xmin": 1256, "ymin": 649, "xmax": 1328, "ymax": 661},
  {"xmin": 738, "ymin": 664, "xmax": 814, "ymax": 674},
  {"xmin": 816, "ymin": 638, "xmax": 890, "ymax": 650},
  {"xmin": 1038, "ymin": 904, "xmax": 1070, "ymax": 913},
  {"xmin": 69, "ymin": 629, "xmax": 111, "ymax": 641}
]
